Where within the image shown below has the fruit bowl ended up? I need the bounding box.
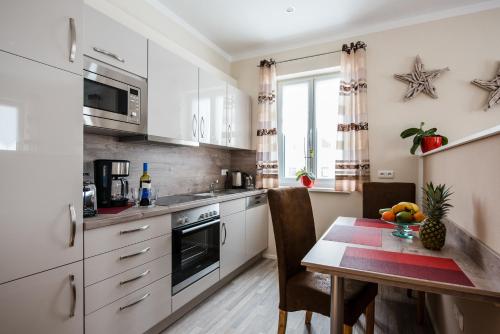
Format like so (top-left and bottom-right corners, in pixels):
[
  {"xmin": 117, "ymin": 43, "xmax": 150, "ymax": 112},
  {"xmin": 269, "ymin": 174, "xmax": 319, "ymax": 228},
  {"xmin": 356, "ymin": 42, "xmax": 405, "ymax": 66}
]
[{"xmin": 381, "ymin": 219, "xmax": 423, "ymax": 239}]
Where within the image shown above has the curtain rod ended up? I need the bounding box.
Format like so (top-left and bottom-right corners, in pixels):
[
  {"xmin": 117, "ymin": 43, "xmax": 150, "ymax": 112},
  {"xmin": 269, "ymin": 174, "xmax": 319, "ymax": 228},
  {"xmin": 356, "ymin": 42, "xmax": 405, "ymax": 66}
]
[{"xmin": 256, "ymin": 49, "xmax": 341, "ymax": 67}]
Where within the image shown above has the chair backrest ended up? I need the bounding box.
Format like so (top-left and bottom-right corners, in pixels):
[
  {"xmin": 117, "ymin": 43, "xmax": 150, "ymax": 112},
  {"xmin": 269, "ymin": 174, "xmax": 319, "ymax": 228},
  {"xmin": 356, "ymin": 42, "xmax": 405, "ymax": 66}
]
[
  {"xmin": 363, "ymin": 182, "xmax": 416, "ymax": 218},
  {"xmin": 268, "ymin": 187, "xmax": 317, "ymax": 309}
]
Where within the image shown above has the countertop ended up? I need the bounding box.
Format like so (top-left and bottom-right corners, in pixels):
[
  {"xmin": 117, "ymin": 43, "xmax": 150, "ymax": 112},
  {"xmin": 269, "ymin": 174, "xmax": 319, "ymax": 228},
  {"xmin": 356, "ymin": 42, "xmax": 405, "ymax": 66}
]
[{"xmin": 84, "ymin": 189, "xmax": 267, "ymax": 230}]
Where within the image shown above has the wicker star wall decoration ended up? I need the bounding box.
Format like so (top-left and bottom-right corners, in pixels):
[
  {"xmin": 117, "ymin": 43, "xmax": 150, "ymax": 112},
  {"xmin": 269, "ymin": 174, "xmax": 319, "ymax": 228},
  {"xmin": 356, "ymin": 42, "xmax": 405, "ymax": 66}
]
[
  {"xmin": 394, "ymin": 55, "xmax": 450, "ymax": 101},
  {"xmin": 471, "ymin": 64, "xmax": 500, "ymax": 111}
]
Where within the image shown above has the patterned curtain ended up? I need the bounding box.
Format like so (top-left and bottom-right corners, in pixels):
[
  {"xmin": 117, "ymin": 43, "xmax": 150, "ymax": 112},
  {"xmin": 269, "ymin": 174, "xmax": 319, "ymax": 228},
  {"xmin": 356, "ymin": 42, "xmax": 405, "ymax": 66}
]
[
  {"xmin": 335, "ymin": 41, "xmax": 370, "ymax": 192},
  {"xmin": 256, "ymin": 59, "xmax": 279, "ymax": 189}
]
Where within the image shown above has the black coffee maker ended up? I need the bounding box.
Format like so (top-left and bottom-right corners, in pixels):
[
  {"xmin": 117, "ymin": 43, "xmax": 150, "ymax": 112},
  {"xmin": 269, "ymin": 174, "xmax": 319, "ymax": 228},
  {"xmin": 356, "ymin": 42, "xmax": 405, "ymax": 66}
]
[{"xmin": 94, "ymin": 159, "xmax": 130, "ymax": 207}]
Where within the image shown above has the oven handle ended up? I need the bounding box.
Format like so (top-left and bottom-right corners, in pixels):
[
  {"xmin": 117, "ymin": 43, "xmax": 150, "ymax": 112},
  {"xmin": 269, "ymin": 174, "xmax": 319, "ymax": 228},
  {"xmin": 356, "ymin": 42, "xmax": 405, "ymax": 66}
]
[{"xmin": 179, "ymin": 219, "xmax": 220, "ymax": 235}]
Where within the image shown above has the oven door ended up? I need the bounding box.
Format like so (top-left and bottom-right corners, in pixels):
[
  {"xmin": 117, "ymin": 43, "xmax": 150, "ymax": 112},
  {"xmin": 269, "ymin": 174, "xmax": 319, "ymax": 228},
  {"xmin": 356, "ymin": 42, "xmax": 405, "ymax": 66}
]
[
  {"xmin": 83, "ymin": 70, "xmax": 140, "ymax": 125},
  {"xmin": 172, "ymin": 217, "xmax": 220, "ymax": 295}
]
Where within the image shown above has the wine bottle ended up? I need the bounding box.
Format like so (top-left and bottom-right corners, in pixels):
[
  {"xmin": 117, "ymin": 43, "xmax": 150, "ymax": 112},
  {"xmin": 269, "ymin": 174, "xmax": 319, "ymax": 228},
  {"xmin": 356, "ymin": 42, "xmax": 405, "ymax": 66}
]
[{"xmin": 139, "ymin": 163, "xmax": 151, "ymax": 206}]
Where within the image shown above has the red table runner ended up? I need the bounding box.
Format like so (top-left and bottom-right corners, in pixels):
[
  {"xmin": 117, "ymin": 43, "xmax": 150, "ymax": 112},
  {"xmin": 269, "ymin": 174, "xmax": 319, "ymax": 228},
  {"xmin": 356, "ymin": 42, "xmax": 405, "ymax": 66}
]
[
  {"xmin": 323, "ymin": 225, "xmax": 382, "ymax": 247},
  {"xmin": 340, "ymin": 247, "xmax": 474, "ymax": 287},
  {"xmin": 97, "ymin": 203, "xmax": 133, "ymax": 215},
  {"xmin": 355, "ymin": 218, "xmax": 420, "ymax": 232}
]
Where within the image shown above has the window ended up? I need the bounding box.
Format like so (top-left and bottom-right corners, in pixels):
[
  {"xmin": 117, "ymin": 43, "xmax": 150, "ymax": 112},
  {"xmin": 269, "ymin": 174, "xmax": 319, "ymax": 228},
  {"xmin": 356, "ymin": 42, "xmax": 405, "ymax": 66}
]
[{"xmin": 277, "ymin": 72, "xmax": 341, "ymax": 188}]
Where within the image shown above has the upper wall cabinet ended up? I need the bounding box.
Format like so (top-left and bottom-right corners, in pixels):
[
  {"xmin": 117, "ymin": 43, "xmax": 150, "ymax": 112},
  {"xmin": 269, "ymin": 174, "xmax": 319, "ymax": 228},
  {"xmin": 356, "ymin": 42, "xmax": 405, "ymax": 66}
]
[
  {"xmin": 199, "ymin": 69, "xmax": 227, "ymax": 146},
  {"xmin": 84, "ymin": 6, "xmax": 147, "ymax": 78},
  {"xmin": 0, "ymin": 0, "xmax": 83, "ymax": 75},
  {"xmin": 148, "ymin": 41, "xmax": 199, "ymax": 143},
  {"xmin": 227, "ymin": 84, "xmax": 252, "ymax": 150}
]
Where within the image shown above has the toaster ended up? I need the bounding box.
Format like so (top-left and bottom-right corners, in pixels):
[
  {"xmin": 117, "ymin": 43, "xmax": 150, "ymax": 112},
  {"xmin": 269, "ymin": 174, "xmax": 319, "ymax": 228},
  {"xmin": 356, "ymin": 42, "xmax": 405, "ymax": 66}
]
[{"xmin": 83, "ymin": 182, "xmax": 97, "ymax": 217}]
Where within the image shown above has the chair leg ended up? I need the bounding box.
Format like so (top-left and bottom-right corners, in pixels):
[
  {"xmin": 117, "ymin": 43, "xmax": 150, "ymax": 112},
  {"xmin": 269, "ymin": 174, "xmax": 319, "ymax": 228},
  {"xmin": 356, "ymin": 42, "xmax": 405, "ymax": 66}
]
[
  {"xmin": 365, "ymin": 300, "xmax": 375, "ymax": 334},
  {"xmin": 343, "ymin": 325, "xmax": 353, "ymax": 334},
  {"xmin": 305, "ymin": 311, "xmax": 312, "ymax": 325},
  {"xmin": 416, "ymin": 291, "xmax": 425, "ymax": 325},
  {"xmin": 278, "ymin": 309, "xmax": 288, "ymax": 334}
]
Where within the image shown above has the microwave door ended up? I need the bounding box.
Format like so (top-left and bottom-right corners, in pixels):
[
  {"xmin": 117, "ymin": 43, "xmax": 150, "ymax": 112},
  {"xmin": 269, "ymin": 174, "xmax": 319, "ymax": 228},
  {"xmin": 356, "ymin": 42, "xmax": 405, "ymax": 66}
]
[{"xmin": 83, "ymin": 72, "xmax": 137, "ymax": 124}]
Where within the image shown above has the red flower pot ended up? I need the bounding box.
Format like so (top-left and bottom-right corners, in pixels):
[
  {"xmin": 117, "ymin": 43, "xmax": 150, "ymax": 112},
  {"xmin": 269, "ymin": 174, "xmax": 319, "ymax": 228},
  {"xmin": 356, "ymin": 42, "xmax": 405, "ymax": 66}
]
[
  {"xmin": 421, "ymin": 136, "xmax": 443, "ymax": 153},
  {"xmin": 301, "ymin": 176, "xmax": 314, "ymax": 188}
]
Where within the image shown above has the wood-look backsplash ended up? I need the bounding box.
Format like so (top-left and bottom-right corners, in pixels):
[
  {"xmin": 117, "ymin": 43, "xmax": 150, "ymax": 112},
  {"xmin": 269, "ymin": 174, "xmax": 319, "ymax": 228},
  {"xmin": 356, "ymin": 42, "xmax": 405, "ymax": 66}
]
[{"xmin": 84, "ymin": 134, "xmax": 256, "ymax": 196}]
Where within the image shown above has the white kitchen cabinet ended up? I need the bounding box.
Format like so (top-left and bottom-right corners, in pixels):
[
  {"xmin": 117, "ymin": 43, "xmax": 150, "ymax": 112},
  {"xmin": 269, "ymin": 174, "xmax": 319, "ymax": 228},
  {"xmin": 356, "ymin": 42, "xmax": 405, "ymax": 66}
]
[
  {"xmin": 199, "ymin": 69, "xmax": 227, "ymax": 145},
  {"xmin": 0, "ymin": 51, "xmax": 83, "ymax": 284},
  {"xmin": 245, "ymin": 201, "xmax": 269, "ymax": 259},
  {"xmin": 83, "ymin": 5, "xmax": 147, "ymax": 77},
  {"xmin": 0, "ymin": 261, "xmax": 83, "ymax": 334},
  {"xmin": 227, "ymin": 84, "xmax": 252, "ymax": 149},
  {"xmin": 86, "ymin": 275, "xmax": 171, "ymax": 334},
  {"xmin": 148, "ymin": 41, "xmax": 199, "ymax": 143},
  {"xmin": 0, "ymin": 0, "xmax": 83, "ymax": 75},
  {"xmin": 220, "ymin": 211, "xmax": 246, "ymax": 279}
]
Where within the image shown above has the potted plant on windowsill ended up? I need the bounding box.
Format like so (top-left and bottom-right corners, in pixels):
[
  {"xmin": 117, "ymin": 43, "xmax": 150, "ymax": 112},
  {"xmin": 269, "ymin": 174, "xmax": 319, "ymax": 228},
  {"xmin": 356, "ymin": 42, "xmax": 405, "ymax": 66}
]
[
  {"xmin": 400, "ymin": 122, "xmax": 449, "ymax": 154},
  {"xmin": 296, "ymin": 168, "xmax": 316, "ymax": 188}
]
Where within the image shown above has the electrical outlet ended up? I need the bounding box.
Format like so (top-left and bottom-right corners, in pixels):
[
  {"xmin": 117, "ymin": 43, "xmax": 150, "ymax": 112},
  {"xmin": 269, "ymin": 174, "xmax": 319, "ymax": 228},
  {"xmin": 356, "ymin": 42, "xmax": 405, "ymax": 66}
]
[
  {"xmin": 377, "ymin": 170, "xmax": 395, "ymax": 179},
  {"xmin": 453, "ymin": 304, "xmax": 464, "ymax": 331},
  {"xmin": 221, "ymin": 168, "xmax": 228, "ymax": 176}
]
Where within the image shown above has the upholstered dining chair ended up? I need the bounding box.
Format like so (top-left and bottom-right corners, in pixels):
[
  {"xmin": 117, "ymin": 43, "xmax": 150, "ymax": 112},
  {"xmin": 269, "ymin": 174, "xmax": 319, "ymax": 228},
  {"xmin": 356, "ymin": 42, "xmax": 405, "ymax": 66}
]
[
  {"xmin": 268, "ymin": 187, "xmax": 378, "ymax": 334},
  {"xmin": 362, "ymin": 182, "xmax": 425, "ymax": 324}
]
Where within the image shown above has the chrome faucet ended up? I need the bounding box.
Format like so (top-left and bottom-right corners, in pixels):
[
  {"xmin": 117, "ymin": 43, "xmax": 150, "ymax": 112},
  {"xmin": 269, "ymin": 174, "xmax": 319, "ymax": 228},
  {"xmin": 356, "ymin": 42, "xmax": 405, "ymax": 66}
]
[{"xmin": 209, "ymin": 179, "xmax": 219, "ymax": 194}]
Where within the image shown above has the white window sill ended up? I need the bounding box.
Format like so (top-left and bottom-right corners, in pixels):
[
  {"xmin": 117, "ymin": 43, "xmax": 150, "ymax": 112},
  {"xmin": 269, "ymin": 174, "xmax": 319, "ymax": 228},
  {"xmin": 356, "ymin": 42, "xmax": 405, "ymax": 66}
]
[{"xmin": 279, "ymin": 185, "xmax": 351, "ymax": 194}]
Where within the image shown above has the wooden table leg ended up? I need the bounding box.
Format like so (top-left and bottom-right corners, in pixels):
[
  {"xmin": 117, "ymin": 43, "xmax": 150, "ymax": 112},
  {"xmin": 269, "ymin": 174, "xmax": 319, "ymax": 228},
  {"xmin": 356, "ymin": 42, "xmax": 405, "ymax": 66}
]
[{"xmin": 331, "ymin": 275, "xmax": 344, "ymax": 334}]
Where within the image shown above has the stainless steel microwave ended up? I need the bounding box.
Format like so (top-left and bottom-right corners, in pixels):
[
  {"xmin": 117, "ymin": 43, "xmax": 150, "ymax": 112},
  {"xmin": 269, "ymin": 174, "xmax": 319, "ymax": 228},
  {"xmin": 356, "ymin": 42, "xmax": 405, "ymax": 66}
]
[{"xmin": 83, "ymin": 57, "xmax": 147, "ymax": 134}]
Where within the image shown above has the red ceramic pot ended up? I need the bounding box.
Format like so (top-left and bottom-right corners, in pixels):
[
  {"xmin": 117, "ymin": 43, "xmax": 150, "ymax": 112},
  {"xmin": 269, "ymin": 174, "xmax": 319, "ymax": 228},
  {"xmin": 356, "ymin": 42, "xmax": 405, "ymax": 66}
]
[
  {"xmin": 421, "ymin": 136, "xmax": 443, "ymax": 153},
  {"xmin": 301, "ymin": 176, "xmax": 314, "ymax": 188}
]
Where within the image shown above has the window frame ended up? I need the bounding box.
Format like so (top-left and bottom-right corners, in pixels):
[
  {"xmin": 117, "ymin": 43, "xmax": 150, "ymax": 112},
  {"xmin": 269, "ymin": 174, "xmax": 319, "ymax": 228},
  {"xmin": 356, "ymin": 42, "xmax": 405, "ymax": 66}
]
[{"xmin": 277, "ymin": 71, "xmax": 340, "ymax": 188}]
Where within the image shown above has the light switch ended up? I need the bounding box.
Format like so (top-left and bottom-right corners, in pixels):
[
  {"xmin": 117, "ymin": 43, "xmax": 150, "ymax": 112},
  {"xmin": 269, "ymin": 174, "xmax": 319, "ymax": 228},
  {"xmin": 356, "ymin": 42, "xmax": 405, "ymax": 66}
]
[{"xmin": 221, "ymin": 168, "xmax": 228, "ymax": 176}]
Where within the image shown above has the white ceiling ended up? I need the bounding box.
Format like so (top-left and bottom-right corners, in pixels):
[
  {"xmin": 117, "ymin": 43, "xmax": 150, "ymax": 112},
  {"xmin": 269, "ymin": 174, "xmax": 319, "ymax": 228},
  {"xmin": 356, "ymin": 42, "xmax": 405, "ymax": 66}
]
[{"xmin": 154, "ymin": 0, "xmax": 500, "ymax": 60}]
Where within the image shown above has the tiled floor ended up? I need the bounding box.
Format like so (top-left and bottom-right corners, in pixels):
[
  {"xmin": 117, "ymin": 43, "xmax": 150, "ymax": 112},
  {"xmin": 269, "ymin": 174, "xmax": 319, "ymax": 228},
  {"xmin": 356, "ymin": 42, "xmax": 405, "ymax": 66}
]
[{"xmin": 162, "ymin": 259, "xmax": 435, "ymax": 334}]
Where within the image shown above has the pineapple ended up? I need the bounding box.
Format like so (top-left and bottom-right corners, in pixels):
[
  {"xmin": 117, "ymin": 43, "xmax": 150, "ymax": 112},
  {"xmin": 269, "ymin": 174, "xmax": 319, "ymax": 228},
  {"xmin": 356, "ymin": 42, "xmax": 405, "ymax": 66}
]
[{"xmin": 420, "ymin": 182, "xmax": 453, "ymax": 250}]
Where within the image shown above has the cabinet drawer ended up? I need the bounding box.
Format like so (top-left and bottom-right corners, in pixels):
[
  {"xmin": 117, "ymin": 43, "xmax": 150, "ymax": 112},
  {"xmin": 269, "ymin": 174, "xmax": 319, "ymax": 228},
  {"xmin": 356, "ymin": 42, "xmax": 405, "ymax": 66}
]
[
  {"xmin": 220, "ymin": 198, "xmax": 245, "ymax": 217},
  {"xmin": 84, "ymin": 5, "xmax": 147, "ymax": 77},
  {"xmin": 85, "ymin": 235, "xmax": 171, "ymax": 286},
  {"xmin": 85, "ymin": 214, "xmax": 171, "ymax": 258},
  {"xmin": 85, "ymin": 255, "xmax": 171, "ymax": 315},
  {"xmin": 172, "ymin": 269, "xmax": 219, "ymax": 312},
  {"xmin": 85, "ymin": 275, "xmax": 171, "ymax": 334}
]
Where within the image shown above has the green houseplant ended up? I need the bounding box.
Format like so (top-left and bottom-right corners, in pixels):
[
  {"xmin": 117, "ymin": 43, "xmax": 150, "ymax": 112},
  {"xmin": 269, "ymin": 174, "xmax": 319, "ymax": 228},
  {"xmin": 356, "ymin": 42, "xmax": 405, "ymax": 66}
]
[
  {"xmin": 400, "ymin": 122, "xmax": 448, "ymax": 154},
  {"xmin": 420, "ymin": 182, "xmax": 453, "ymax": 250},
  {"xmin": 295, "ymin": 168, "xmax": 315, "ymax": 188}
]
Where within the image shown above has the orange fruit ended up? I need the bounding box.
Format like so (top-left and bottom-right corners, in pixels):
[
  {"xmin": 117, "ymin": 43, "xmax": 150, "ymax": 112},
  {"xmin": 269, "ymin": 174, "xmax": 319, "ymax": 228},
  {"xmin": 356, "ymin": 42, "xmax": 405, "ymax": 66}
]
[
  {"xmin": 382, "ymin": 210, "xmax": 395, "ymax": 222},
  {"xmin": 413, "ymin": 212, "xmax": 425, "ymax": 222}
]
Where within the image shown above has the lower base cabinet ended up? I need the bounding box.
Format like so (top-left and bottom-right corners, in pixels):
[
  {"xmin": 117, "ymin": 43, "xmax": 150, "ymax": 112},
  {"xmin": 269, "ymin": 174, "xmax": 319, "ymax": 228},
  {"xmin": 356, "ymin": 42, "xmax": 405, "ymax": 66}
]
[
  {"xmin": 85, "ymin": 275, "xmax": 171, "ymax": 334},
  {"xmin": 220, "ymin": 211, "xmax": 246, "ymax": 279},
  {"xmin": 0, "ymin": 261, "xmax": 84, "ymax": 334},
  {"xmin": 246, "ymin": 204, "xmax": 269, "ymax": 259}
]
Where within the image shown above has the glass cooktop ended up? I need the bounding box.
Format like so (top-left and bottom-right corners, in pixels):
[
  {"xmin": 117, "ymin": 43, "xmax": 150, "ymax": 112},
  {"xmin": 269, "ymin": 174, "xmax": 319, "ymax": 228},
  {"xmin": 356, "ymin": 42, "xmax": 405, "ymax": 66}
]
[{"xmin": 155, "ymin": 194, "xmax": 212, "ymax": 206}]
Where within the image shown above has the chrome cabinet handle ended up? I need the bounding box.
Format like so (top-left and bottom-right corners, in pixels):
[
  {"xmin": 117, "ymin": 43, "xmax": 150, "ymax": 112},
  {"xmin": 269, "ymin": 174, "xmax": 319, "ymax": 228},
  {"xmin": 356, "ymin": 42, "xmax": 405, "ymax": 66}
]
[
  {"xmin": 228, "ymin": 124, "xmax": 232, "ymax": 144},
  {"xmin": 222, "ymin": 223, "xmax": 227, "ymax": 245},
  {"xmin": 119, "ymin": 247, "xmax": 151, "ymax": 260},
  {"xmin": 119, "ymin": 269, "xmax": 150, "ymax": 285},
  {"xmin": 119, "ymin": 293, "xmax": 150, "ymax": 311},
  {"xmin": 69, "ymin": 274, "xmax": 76, "ymax": 318},
  {"xmin": 200, "ymin": 116, "xmax": 205, "ymax": 138},
  {"xmin": 69, "ymin": 18, "xmax": 76, "ymax": 63},
  {"xmin": 119, "ymin": 225, "xmax": 150, "ymax": 235},
  {"xmin": 69, "ymin": 204, "xmax": 76, "ymax": 247},
  {"xmin": 93, "ymin": 47, "xmax": 125, "ymax": 63},
  {"xmin": 192, "ymin": 114, "xmax": 197, "ymax": 138}
]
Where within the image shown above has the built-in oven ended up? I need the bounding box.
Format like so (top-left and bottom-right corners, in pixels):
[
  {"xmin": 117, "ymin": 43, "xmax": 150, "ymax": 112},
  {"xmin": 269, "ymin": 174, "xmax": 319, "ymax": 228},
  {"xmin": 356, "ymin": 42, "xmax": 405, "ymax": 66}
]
[
  {"xmin": 83, "ymin": 56, "xmax": 147, "ymax": 134},
  {"xmin": 171, "ymin": 204, "xmax": 220, "ymax": 295}
]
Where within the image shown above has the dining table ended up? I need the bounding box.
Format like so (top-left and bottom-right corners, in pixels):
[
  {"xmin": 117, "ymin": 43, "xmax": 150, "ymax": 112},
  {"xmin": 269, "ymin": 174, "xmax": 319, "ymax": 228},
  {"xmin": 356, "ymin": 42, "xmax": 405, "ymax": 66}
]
[{"xmin": 301, "ymin": 216, "xmax": 500, "ymax": 334}]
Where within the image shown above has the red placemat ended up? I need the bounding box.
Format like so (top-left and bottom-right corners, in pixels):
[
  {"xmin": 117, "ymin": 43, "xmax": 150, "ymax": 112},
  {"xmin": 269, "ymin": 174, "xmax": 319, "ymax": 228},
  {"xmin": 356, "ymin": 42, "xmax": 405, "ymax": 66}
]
[
  {"xmin": 97, "ymin": 203, "xmax": 133, "ymax": 215},
  {"xmin": 323, "ymin": 225, "xmax": 382, "ymax": 247},
  {"xmin": 355, "ymin": 218, "xmax": 419, "ymax": 232},
  {"xmin": 340, "ymin": 247, "xmax": 474, "ymax": 287}
]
